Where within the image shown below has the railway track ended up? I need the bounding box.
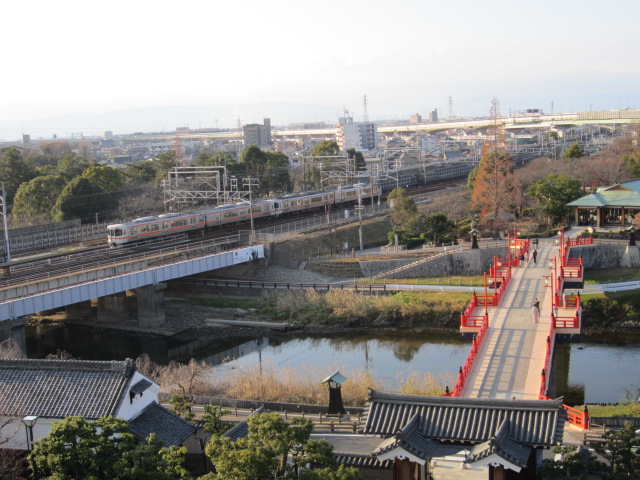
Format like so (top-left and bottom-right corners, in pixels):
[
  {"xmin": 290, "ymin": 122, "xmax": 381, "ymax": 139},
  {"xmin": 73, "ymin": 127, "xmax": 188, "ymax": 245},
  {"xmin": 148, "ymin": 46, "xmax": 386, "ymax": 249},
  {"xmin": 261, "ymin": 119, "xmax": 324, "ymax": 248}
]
[{"xmin": 0, "ymin": 178, "xmax": 467, "ymax": 290}]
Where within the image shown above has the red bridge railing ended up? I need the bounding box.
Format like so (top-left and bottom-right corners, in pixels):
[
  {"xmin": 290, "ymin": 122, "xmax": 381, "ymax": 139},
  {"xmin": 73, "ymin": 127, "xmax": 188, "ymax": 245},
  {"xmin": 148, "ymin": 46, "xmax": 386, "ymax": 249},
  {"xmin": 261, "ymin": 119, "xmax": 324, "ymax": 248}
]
[
  {"xmin": 456, "ymin": 237, "xmax": 528, "ymax": 396},
  {"xmin": 538, "ymin": 229, "xmax": 589, "ymax": 429},
  {"xmin": 452, "ymin": 314, "xmax": 488, "ymax": 397}
]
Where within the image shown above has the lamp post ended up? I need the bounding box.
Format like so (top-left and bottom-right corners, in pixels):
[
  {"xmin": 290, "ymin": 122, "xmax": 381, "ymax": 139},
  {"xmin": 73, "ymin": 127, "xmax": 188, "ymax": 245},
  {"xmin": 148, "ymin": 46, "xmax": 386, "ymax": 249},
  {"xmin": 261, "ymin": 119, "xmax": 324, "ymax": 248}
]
[{"xmin": 22, "ymin": 415, "xmax": 38, "ymax": 451}]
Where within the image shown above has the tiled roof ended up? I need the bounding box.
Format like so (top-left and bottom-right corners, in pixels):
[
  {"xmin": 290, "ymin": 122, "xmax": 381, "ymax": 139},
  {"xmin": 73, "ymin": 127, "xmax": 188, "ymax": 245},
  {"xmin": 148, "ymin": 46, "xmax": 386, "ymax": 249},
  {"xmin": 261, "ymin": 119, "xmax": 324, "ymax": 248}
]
[
  {"xmin": 222, "ymin": 406, "xmax": 265, "ymax": 441},
  {"xmin": 372, "ymin": 414, "xmax": 438, "ymax": 461},
  {"xmin": 335, "ymin": 454, "xmax": 393, "ymax": 469},
  {"xmin": 361, "ymin": 390, "xmax": 565, "ymax": 447},
  {"xmin": 129, "ymin": 402, "xmax": 196, "ymax": 447},
  {"xmin": 0, "ymin": 358, "xmax": 135, "ymax": 419},
  {"xmin": 568, "ymin": 178, "xmax": 640, "ymax": 208},
  {"xmin": 130, "ymin": 379, "xmax": 153, "ymax": 394},
  {"xmin": 466, "ymin": 420, "xmax": 532, "ymax": 469}
]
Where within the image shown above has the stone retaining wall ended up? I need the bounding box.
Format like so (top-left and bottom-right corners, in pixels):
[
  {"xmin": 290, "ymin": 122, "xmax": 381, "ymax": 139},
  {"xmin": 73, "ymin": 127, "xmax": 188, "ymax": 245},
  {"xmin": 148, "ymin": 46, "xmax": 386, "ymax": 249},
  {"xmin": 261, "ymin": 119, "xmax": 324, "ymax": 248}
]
[
  {"xmin": 568, "ymin": 245, "xmax": 640, "ymax": 268},
  {"xmin": 306, "ymin": 260, "xmax": 364, "ymax": 278},
  {"xmin": 360, "ymin": 247, "xmax": 506, "ymax": 279}
]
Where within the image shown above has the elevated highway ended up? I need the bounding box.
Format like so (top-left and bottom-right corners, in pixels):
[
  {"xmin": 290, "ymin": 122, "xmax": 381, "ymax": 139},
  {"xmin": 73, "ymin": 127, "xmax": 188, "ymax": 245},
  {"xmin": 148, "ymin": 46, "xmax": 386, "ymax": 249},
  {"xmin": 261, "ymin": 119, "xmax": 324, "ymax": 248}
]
[{"xmin": 122, "ymin": 109, "xmax": 640, "ymax": 142}]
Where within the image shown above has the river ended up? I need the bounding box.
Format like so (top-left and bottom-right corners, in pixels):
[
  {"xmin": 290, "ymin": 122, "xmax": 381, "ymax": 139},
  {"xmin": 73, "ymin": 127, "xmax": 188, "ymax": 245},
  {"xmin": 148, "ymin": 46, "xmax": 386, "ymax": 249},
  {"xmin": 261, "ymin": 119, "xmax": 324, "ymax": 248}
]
[{"xmin": 25, "ymin": 324, "xmax": 640, "ymax": 405}]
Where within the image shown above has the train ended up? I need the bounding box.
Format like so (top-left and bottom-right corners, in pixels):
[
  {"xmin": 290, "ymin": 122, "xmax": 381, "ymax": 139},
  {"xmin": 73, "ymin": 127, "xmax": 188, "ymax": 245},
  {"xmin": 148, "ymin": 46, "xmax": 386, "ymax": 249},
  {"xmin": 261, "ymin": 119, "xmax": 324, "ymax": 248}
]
[{"xmin": 107, "ymin": 183, "xmax": 380, "ymax": 247}]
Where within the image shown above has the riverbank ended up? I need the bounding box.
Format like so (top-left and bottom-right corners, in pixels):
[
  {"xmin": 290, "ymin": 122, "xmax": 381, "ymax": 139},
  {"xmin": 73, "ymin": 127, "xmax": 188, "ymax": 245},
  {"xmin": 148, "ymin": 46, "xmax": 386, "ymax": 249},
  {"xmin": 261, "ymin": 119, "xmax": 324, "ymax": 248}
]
[{"xmin": 25, "ymin": 280, "xmax": 640, "ymax": 340}]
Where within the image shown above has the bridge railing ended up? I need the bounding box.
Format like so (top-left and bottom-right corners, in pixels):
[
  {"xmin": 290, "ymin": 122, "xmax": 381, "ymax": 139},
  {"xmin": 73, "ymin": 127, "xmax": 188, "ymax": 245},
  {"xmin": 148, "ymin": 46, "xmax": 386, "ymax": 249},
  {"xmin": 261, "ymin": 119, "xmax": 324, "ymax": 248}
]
[
  {"xmin": 460, "ymin": 257, "xmax": 513, "ymax": 327},
  {"xmin": 453, "ymin": 314, "xmax": 488, "ymax": 397},
  {"xmin": 0, "ymin": 234, "xmax": 243, "ymax": 294},
  {"xmin": 539, "ymin": 393, "xmax": 590, "ymax": 430},
  {"xmin": 567, "ymin": 236, "xmax": 593, "ymax": 247},
  {"xmin": 553, "ymin": 294, "xmax": 581, "ymax": 329}
]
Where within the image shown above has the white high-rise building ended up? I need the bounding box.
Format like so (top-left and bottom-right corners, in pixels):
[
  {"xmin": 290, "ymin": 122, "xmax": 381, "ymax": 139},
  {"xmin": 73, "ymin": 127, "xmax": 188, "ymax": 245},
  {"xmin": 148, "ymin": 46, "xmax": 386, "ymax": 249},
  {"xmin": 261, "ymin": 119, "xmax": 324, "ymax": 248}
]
[
  {"xmin": 243, "ymin": 118, "xmax": 272, "ymax": 147},
  {"xmin": 336, "ymin": 115, "xmax": 378, "ymax": 152}
]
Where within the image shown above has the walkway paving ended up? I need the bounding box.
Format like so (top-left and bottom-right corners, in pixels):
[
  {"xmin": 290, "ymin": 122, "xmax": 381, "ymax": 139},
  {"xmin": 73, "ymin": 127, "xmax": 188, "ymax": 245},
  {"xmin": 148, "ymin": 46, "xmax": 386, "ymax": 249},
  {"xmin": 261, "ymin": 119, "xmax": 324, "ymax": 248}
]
[{"xmin": 461, "ymin": 242, "xmax": 556, "ymax": 400}]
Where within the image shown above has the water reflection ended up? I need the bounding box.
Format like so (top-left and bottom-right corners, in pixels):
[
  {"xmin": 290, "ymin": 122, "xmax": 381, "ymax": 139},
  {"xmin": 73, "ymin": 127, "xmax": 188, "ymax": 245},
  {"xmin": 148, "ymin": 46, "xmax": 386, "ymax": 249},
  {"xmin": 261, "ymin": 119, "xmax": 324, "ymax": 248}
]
[
  {"xmin": 553, "ymin": 336, "xmax": 640, "ymax": 404},
  {"xmin": 25, "ymin": 325, "xmax": 468, "ymax": 386},
  {"xmin": 24, "ymin": 324, "xmax": 640, "ymax": 404}
]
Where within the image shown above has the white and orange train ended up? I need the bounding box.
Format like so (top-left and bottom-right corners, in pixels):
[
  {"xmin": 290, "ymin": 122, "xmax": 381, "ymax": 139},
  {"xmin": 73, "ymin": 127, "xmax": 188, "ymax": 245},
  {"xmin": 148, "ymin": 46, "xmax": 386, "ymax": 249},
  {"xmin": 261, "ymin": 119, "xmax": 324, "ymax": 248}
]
[{"xmin": 107, "ymin": 183, "xmax": 379, "ymax": 247}]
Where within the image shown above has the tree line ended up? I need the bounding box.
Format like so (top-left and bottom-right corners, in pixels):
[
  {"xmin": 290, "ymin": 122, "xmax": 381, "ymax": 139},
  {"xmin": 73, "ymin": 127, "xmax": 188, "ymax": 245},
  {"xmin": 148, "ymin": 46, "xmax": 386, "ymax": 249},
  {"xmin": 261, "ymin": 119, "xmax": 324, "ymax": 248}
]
[
  {"xmin": 386, "ymin": 132, "xmax": 640, "ymax": 245},
  {"xmin": 0, "ymin": 139, "xmax": 368, "ymax": 227}
]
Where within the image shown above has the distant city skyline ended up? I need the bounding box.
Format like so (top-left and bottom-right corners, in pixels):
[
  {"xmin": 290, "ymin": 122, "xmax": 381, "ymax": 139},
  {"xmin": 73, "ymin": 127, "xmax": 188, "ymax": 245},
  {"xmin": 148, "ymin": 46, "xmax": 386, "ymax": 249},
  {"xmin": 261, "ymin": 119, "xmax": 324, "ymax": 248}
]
[{"xmin": 2, "ymin": 0, "xmax": 639, "ymax": 140}]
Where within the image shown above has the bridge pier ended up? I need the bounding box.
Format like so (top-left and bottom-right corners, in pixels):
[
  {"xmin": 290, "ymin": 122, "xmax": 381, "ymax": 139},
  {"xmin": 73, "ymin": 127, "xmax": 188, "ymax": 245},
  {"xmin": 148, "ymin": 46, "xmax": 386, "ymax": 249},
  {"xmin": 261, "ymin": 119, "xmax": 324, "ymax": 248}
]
[
  {"xmin": 97, "ymin": 292, "xmax": 129, "ymax": 323},
  {"xmin": 136, "ymin": 283, "xmax": 166, "ymax": 327},
  {"xmin": 65, "ymin": 300, "xmax": 93, "ymax": 320},
  {"xmin": 0, "ymin": 317, "xmax": 27, "ymax": 352}
]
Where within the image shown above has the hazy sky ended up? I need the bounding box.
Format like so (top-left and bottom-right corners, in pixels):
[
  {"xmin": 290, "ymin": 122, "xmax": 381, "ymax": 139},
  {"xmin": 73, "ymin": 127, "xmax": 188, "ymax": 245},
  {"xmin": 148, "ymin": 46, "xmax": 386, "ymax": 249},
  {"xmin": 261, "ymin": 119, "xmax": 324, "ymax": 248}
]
[{"xmin": 2, "ymin": 0, "xmax": 640, "ymax": 131}]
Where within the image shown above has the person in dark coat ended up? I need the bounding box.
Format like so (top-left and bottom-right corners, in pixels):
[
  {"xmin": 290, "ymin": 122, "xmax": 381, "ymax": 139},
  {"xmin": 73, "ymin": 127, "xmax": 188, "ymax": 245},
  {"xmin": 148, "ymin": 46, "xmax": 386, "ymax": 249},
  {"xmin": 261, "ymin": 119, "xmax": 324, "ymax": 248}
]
[{"xmin": 532, "ymin": 248, "xmax": 538, "ymax": 264}]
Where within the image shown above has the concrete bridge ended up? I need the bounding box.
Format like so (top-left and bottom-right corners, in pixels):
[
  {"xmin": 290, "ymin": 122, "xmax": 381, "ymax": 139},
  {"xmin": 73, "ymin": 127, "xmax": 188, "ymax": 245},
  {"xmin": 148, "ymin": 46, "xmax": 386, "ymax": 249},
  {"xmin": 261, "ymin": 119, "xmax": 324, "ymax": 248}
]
[{"xmin": 0, "ymin": 239, "xmax": 265, "ymax": 343}]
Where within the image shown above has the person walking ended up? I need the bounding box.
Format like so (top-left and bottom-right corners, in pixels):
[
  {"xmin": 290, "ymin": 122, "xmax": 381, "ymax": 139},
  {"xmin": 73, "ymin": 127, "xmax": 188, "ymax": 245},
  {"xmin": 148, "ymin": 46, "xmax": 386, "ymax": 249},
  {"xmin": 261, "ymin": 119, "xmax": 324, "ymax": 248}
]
[
  {"xmin": 525, "ymin": 250, "xmax": 530, "ymax": 262},
  {"xmin": 532, "ymin": 248, "xmax": 538, "ymax": 264},
  {"xmin": 532, "ymin": 298, "xmax": 540, "ymax": 323}
]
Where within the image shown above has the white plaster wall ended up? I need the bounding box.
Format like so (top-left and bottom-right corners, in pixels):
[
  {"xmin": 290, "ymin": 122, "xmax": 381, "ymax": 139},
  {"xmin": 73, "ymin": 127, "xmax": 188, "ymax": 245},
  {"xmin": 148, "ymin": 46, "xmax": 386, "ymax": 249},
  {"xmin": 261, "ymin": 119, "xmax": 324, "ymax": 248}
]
[
  {"xmin": 115, "ymin": 372, "xmax": 159, "ymax": 420},
  {"xmin": 1, "ymin": 416, "xmax": 57, "ymax": 450},
  {"xmin": 431, "ymin": 459, "xmax": 488, "ymax": 480}
]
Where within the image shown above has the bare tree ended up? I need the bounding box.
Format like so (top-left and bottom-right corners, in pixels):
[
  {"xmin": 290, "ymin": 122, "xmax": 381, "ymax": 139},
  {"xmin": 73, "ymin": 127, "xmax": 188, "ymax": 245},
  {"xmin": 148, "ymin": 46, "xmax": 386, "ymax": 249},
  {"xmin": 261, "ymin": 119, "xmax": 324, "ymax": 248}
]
[
  {"xmin": 0, "ymin": 419, "xmax": 25, "ymax": 479},
  {"xmin": 157, "ymin": 359, "xmax": 211, "ymax": 395},
  {"xmin": 0, "ymin": 339, "xmax": 25, "ymax": 360},
  {"xmin": 116, "ymin": 185, "xmax": 164, "ymax": 219}
]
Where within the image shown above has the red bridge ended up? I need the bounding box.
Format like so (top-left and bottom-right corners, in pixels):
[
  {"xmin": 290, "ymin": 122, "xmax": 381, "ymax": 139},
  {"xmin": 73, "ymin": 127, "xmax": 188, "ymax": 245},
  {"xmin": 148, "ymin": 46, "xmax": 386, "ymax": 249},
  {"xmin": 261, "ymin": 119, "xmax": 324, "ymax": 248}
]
[{"xmin": 448, "ymin": 229, "xmax": 589, "ymax": 430}]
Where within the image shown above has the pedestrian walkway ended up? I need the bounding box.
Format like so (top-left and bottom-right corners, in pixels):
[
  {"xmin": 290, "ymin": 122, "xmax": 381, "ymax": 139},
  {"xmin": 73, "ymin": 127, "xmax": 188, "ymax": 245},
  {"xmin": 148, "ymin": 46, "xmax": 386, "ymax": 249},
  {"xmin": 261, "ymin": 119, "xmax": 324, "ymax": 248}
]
[{"xmin": 461, "ymin": 243, "xmax": 555, "ymax": 400}]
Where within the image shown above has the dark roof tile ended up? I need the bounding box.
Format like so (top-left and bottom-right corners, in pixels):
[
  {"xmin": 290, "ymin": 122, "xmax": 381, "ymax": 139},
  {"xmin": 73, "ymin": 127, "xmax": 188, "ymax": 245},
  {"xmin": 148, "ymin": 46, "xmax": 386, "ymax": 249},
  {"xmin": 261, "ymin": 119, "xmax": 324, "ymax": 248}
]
[
  {"xmin": 129, "ymin": 402, "xmax": 196, "ymax": 447},
  {"xmin": 362, "ymin": 390, "xmax": 566, "ymax": 447},
  {"xmin": 0, "ymin": 358, "xmax": 136, "ymax": 419}
]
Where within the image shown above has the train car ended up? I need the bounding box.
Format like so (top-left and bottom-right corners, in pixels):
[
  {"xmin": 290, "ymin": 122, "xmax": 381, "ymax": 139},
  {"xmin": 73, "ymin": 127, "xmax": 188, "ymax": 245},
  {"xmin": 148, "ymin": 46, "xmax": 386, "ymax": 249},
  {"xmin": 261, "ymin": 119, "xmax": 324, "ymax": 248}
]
[
  {"xmin": 205, "ymin": 199, "xmax": 274, "ymax": 227},
  {"xmin": 108, "ymin": 183, "xmax": 380, "ymax": 246},
  {"xmin": 272, "ymin": 191, "xmax": 335, "ymax": 217},
  {"xmin": 107, "ymin": 211, "xmax": 206, "ymax": 246}
]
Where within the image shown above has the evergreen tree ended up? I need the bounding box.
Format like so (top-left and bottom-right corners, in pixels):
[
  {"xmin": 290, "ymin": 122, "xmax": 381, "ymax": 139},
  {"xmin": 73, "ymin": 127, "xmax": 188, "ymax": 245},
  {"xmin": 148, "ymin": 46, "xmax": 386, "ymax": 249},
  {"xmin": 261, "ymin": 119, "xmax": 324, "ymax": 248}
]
[
  {"xmin": 13, "ymin": 175, "xmax": 66, "ymax": 222},
  {"xmin": 51, "ymin": 177, "xmax": 108, "ymax": 222},
  {"xmin": 0, "ymin": 147, "xmax": 37, "ymax": 204},
  {"xmin": 29, "ymin": 416, "xmax": 191, "ymax": 480}
]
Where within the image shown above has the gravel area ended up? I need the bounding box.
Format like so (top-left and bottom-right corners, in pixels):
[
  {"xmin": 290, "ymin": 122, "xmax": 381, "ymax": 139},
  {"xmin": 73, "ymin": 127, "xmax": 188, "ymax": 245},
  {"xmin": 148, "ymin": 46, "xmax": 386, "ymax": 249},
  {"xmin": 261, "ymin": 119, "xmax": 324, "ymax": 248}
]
[{"xmin": 250, "ymin": 265, "xmax": 336, "ymax": 284}]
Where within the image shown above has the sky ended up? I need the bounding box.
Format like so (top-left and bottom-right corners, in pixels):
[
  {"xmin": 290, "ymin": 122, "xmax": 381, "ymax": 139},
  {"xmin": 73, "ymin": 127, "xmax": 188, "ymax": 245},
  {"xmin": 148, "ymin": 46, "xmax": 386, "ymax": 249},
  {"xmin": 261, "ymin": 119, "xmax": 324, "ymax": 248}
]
[{"xmin": 1, "ymin": 0, "xmax": 640, "ymax": 137}]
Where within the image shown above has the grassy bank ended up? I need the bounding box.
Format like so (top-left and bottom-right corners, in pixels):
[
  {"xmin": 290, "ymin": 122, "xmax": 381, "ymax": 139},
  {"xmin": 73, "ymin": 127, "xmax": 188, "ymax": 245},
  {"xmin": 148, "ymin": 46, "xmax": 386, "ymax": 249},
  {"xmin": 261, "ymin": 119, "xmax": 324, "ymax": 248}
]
[
  {"xmin": 261, "ymin": 290, "xmax": 470, "ymax": 329},
  {"xmin": 576, "ymin": 402, "xmax": 640, "ymax": 417},
  {"xmin": 580, "ymin": 290, "xmax": 640, "ymax": 332},
  {"xmin": 179, "ymin": 289, "xmax": 471, "ymax": 329},
  {"xmin": 584, "ymin": 268, "xmax": 640, "ymax": 285},
  {"xmin": 362, "ymin": 275, "xmax": 485, "ymax": 286}
]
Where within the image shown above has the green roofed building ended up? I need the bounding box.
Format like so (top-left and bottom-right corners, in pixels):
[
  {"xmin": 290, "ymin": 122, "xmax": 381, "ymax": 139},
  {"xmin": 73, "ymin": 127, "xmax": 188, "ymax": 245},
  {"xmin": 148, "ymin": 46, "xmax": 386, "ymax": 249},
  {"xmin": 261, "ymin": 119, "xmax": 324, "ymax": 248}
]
[{"xmin": 567, "ymin": 178, "xmax": 640, "ymax": 227}]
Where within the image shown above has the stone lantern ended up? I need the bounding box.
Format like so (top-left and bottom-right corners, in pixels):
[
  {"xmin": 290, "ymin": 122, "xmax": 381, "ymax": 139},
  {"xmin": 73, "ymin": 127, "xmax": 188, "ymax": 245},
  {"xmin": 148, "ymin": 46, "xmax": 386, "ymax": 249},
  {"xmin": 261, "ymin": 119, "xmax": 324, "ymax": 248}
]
[
  {"xmin": 321, "ymin": 371, "xmax": 348, "ymax": 415},
  {"xmin": 470, "ymin": 228, "xmax": 480, "ymax": 249},
  {"xmin": 627, "ymin": 225, "xmax": 637, "ymax": 246}
]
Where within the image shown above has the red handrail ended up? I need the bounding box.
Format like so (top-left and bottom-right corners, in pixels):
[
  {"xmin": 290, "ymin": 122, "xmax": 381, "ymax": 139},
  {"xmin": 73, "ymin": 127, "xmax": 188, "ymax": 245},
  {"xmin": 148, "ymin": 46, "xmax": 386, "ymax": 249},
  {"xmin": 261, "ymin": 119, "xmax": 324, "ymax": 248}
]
[
  {"xmin": 453, "ymin": 314, "xmax": 488, "ymax": 396},
  {"xmin": 539, "ymin": 394, "xmax": 589, "ymax": 429}
]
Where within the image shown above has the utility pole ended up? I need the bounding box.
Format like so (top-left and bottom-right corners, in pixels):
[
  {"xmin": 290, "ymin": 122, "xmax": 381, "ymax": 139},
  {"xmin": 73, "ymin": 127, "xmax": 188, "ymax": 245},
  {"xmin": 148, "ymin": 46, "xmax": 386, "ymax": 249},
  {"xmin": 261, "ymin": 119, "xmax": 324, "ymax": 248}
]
[
  {"xmin": 357, "ymin": 185, "xmax": 364, "ymax": 251},
  {"xmin": 0, "ymin": 183, "xmax": 10, "ymax": 263},
  {"xmin": 363, "ymin": 94, "xmax": 368, "ymax": 122},
  {"xmin": 243, "ymin": 176, "xmax": 259, "ymax": 242}
]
